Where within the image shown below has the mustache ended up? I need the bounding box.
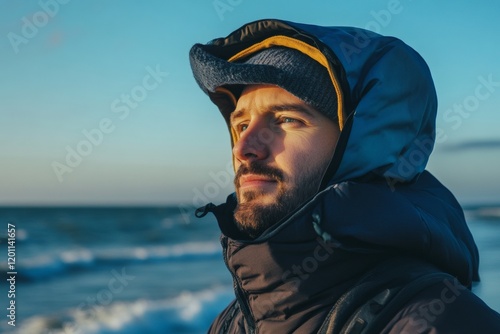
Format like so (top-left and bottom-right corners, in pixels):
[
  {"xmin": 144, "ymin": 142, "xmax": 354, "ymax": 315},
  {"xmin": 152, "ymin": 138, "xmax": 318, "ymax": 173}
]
[{"xmin": 234, "ymin": 162, "xmax": 284, "ymax": 187}]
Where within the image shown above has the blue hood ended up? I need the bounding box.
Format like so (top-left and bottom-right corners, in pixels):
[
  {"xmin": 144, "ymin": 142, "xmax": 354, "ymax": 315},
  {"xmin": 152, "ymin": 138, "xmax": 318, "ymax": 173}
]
[
  {"xmin": 288, "ymin": 21, "xmax": 437, "ymax": 184},
  {"xmin": 189, "ymin": 19, "xmax": 479, "ymax": 285},
  {"xmin": 190, "ymin": 19, "xmax": 437, "ymax": 184}
]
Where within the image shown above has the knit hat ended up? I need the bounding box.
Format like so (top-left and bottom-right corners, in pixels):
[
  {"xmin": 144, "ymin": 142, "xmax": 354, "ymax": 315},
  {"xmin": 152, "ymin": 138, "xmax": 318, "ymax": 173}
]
[{"xmin": 189, "ymin": 45, "xmax": 338, "ymax": 121}]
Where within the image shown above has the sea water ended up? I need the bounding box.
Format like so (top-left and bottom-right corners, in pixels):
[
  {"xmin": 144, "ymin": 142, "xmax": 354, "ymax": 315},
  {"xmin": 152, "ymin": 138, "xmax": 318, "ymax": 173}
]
[{"xmin": 0, "ymin": 205, "xmax": 499, "ymax": 334}]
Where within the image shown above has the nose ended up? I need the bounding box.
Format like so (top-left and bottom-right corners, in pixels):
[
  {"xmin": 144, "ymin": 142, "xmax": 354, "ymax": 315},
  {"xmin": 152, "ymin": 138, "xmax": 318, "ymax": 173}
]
[{"xmin": 232, "ymin": 122, "xmax": 271, "ymax": 163}]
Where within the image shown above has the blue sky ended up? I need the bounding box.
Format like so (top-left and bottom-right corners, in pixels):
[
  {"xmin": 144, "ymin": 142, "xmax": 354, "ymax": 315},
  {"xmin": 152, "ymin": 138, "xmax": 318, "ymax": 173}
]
[{"xmin": 1, "ymin": 0, "xmax": 499, "ymax": 206}]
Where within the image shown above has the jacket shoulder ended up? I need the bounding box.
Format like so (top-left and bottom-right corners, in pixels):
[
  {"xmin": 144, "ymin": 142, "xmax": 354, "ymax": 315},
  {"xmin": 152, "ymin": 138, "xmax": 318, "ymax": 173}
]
[{"xmin": 382, "ymin": 280, "xmax": 500, "ymax": 333}]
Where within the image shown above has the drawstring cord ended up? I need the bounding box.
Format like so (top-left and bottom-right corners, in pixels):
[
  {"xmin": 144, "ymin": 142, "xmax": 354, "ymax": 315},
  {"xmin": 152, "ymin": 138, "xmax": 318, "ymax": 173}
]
[{"xmin": 195, "ymin": 203, "xmax": 217, "ymax": 218}]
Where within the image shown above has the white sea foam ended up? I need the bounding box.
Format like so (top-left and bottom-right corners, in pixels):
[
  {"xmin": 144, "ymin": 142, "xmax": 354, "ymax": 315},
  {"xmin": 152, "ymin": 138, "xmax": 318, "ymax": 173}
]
[
  {"xmin": 8, "ymin": 242, "xmax": 221, "ymax": 281},
  {"xmin": 12, "ymin": 287, "xmax": 234, "ymax": 334}
]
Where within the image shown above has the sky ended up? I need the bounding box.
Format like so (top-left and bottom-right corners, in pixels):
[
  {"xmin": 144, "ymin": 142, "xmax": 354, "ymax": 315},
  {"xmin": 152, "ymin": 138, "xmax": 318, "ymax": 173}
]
[{"xmin": 1, "ymin": 0, "xmax": 499, "ymax": 206}]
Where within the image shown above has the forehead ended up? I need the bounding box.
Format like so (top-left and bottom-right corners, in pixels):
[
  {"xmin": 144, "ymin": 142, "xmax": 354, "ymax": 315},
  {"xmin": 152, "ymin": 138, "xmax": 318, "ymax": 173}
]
[
  {"xmin": 237, "ymin": 84, "xmax": 302, "ymax": 104},
  {"xmin": 230, "ymin": 85, "xmax": 317, "ymax": 120}
]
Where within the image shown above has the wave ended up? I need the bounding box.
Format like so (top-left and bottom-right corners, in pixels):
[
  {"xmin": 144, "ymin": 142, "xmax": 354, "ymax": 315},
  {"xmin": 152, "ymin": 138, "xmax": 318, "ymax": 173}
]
[
  {"xmin": 7, "ymin": 286, "xmax": 235, "ymax": 334},
  {"xmin": 465, "ymin": 206, "xmax": 500, "ymax": 220},
  {"xmin": 4, "ymin": 242, "xmax": 221, "ymax": 282}
]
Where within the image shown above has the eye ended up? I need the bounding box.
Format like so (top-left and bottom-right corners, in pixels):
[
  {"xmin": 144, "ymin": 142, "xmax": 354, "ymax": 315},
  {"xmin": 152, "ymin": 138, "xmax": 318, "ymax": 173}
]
[
  {"xmin": 281, "ymin": 117, "xmax": 296, "ymax": 123},
  {"xmin": 234, "ymin": 123, "xmax": 248, "ymax": 133},
  {"xmin": 278, "ymin": 116, "xmax": 302, "ymax": 125}
]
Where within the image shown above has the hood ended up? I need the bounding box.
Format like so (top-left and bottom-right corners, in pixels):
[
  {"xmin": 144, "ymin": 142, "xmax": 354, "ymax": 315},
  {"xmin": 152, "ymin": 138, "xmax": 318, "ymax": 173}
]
[
  {"xmin": 189, "ymin": 19, "xmax": 438, "ymax": 186},
  {"xmin": 190, "ymin": 18, "xmax": 478, "ymax": 282},
  {"xmin": 190, "ymin": 21, "xmax": 480, "ymax": 330}
]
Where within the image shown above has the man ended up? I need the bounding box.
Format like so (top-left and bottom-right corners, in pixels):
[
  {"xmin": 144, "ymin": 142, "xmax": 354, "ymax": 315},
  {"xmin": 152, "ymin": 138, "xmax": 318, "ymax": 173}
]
[{"xmin": 189, "ymin": 19, "xmax": 500, "ymax": 333}]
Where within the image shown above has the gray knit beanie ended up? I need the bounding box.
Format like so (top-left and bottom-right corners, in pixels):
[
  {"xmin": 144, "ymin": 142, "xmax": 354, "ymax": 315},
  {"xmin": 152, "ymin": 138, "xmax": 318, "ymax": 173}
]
[{"xmin": 189, "ymin": 45, "xmax": 338, "ymax": 121}]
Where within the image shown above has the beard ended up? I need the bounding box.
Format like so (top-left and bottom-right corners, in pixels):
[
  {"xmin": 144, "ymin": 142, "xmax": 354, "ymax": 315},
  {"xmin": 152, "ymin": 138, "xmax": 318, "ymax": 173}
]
[{"xmin": 233, "ymin": 161, "xmax": 326, "ymax": 239}]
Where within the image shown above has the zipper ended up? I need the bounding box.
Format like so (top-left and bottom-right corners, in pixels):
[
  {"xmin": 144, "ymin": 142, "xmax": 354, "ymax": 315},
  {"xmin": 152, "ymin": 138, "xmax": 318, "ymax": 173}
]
[{"xmin": 221, "ymin": 236, "xmax": 257, "ymax": 333}]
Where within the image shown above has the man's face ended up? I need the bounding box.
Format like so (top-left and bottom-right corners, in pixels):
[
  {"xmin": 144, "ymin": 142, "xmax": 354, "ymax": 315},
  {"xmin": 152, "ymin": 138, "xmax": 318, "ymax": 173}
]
[{"xmin": 230, "ymin": 84, "xmax": 340, "ymax": 238}]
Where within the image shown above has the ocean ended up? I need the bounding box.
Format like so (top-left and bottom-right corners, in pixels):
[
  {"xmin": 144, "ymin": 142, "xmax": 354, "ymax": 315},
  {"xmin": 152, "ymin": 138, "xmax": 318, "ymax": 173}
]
[{"xmin": 1, "ymin": 204, "xmax": 499, "ymax": 334}]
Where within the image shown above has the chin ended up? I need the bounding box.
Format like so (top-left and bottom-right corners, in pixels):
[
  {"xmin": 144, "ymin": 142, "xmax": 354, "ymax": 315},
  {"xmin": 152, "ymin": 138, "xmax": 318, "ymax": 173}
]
[{"xmin": 238, "ymin": 190, "xmax": 278, "ymax": 205}]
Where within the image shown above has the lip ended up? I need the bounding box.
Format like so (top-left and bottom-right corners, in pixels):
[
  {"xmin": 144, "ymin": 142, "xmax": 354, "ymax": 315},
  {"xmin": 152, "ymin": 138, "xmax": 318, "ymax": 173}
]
[{"xmin": 239, "ymin": 174, "xmax": 277, "ymax": 189}]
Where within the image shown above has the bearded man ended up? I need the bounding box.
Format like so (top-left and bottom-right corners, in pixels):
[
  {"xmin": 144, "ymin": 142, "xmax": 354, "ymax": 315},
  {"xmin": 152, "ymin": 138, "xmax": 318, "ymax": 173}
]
[{"xmin": 189, "ymin": 19, "xmax": 500, "ymax": 333}]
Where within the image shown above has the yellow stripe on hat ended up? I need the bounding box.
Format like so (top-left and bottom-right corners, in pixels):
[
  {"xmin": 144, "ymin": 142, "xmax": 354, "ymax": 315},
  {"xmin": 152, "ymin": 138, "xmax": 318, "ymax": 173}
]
[{"xmin": 228, "ymin": 35, "xmax": 344, "ymax": 130}]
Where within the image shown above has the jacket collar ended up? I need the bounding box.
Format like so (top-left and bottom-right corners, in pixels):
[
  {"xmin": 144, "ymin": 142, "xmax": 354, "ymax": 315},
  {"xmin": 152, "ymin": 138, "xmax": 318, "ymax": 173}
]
[{"xmin": 214, "ymin": 194, "xmax": 387, "ymax": 332}]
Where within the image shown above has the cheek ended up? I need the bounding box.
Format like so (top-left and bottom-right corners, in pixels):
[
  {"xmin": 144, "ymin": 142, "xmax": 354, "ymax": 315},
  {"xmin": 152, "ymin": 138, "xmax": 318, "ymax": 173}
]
[
  {"xmin": 275, "ymin": 138, "xmax": 316, "ymax": 173},
  {"xmin": 307, "ymin": 130, "xmax": 337, "ymax": 160},
  {"xmin": 277, "ymin": 133, "xmax": 334, "ymax": 175},
  {"xmin": 284, "ymin": 132, "xmax": 325, "ymax": 157},
  {"xmin": 233, "ymin": 159, "xmax": 241, "ymax": 170}
]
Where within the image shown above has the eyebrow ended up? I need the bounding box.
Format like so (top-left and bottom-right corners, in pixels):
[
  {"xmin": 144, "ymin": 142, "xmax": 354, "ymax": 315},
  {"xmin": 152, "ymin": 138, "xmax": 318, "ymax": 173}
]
[{"xmin": 230, "ymin": 103, "xmax": 315, "ymax": 124}]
